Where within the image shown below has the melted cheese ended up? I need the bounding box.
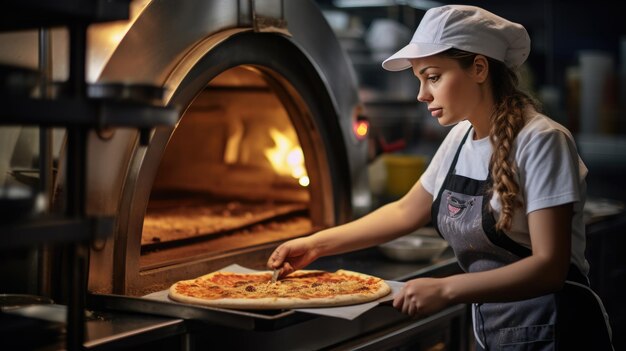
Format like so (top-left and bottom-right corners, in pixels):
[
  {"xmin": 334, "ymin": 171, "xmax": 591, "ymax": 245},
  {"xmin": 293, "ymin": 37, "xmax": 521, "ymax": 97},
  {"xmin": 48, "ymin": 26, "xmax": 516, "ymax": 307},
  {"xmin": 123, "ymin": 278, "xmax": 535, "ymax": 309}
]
[{"xmin": 176, "ymin": 272, "xmax": 381, "ymax": 300}]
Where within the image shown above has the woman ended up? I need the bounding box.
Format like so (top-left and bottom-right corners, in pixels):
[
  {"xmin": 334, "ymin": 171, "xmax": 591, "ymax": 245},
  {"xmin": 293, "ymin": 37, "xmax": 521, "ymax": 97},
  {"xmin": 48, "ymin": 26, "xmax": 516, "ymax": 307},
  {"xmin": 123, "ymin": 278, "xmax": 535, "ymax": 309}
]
[{"xmin": 268, "ymin": 5, "xmax": 613, "ymax": 350}]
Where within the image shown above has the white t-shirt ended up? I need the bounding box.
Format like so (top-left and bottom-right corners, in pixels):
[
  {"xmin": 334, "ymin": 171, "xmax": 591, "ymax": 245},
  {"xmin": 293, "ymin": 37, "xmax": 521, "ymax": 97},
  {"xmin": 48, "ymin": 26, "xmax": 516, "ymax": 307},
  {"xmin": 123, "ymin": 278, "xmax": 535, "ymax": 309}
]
[{"xmin": 420, "ymin": 109, "xmax": 589, "ymax": 275}]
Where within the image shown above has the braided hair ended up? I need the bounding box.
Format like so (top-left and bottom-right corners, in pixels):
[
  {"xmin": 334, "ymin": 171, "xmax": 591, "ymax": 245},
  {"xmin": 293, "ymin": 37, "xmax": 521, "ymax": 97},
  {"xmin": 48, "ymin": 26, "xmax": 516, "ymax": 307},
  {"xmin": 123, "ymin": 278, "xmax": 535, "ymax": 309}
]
[{"xmin": 442, "ymin": 49, "xmax": 539, "ymax": 231}]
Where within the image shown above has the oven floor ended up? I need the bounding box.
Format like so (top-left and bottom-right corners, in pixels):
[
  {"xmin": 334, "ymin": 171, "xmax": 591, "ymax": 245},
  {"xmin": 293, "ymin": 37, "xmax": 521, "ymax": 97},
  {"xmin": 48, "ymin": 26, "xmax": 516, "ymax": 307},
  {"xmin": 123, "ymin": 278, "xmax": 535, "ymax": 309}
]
[
  {"xmin": 142, "ymin": 199, "xmax": 307, "ymax": 247},
  {"xmin": 139, "ymin": 215, "xmax": 314, "ymax": 271}
]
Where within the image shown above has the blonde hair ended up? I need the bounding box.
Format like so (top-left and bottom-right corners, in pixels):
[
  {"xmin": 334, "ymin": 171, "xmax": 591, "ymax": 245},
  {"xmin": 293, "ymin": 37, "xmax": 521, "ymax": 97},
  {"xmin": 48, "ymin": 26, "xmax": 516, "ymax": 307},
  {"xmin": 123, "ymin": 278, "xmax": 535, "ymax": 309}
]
[{"xmin": 442, "ymin": 49, "xmax": 539, "ymax": 231}]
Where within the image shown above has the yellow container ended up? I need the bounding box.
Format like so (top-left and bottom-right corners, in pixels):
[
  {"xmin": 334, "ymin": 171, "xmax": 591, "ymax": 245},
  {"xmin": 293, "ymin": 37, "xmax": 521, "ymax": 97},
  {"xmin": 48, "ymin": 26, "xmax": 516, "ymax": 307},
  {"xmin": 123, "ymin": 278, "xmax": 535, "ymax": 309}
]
[{"xmin": 383, "ymin": 154, "xmax": 427, "ymax": 197}]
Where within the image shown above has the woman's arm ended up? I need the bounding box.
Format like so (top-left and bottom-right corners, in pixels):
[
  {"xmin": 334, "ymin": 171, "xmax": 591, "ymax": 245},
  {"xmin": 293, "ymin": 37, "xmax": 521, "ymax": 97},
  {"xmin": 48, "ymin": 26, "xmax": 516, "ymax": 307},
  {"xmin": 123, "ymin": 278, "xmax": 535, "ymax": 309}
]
[
  {"xmin": 395, "ymin": 203, "xmax": 573, "ymax": 316},
  {"xmin": 268, "ymin": 180, "xmax": 434, "ymax": 274}
]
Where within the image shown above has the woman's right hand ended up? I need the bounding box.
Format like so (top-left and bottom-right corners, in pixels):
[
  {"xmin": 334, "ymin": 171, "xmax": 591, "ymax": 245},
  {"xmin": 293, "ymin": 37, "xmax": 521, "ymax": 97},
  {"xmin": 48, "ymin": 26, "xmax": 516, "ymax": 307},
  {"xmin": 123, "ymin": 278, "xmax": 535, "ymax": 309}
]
[{"xmin": 267, "ymin": 236, "xmax": 319, "ymax": 277}]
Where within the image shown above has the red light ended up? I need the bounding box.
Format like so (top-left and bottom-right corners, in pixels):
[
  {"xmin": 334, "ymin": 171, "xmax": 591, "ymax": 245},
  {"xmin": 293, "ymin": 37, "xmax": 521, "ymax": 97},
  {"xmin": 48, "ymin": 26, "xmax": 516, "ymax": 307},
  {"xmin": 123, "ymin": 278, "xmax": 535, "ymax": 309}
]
[{"xmin": 353, "ymin": 120, "xmax": 369, "ymax": 140}]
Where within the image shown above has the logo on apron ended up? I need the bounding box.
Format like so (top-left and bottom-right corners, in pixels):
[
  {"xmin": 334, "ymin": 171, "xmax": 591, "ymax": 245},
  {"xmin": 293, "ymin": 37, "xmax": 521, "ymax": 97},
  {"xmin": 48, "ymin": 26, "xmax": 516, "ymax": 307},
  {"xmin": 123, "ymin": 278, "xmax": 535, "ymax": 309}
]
[{"xmin": 446, "ymin": 192, "xmax": 475, "ymax": 219}]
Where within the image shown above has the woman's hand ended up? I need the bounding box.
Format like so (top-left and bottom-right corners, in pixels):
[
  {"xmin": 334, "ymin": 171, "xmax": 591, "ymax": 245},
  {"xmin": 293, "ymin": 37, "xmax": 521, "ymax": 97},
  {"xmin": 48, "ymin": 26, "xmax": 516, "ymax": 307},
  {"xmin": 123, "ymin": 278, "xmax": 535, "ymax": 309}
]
[
  {"xmin": 393, "ymin": 277, "xmax": 451, "ymax": 318},
  {"xmin": 267, "ymin": 236, "xmax": 320, "ymax": 277}
]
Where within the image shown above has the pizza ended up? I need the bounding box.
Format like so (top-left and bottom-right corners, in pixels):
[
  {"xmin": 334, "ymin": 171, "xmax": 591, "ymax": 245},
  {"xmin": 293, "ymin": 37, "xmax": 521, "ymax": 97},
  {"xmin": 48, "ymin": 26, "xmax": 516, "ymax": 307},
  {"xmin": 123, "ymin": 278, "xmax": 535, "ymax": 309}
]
[{"xmin": 168, "ymin": 269, "xmax": 391, "ymax": 309}]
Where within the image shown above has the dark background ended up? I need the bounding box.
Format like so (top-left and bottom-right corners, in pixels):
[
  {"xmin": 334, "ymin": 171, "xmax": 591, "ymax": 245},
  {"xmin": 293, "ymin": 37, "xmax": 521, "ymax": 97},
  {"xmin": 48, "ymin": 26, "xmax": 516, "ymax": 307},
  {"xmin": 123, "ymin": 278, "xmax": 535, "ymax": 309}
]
[
  {"xmin": 316, "ymin": 0, "xmax": 625, "ymax": 91},
  {"xmin": 316, "ymin": 0, "xmax": 626, "ymax": 202}
]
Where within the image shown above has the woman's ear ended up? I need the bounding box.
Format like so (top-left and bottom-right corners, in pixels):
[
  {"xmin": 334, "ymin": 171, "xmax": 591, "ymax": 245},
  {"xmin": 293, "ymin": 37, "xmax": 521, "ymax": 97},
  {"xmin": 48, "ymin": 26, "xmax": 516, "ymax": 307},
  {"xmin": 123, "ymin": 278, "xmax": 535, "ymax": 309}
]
[{"xmin": 472, "ymin": 55, "xmax": 489, "ymax": 83}]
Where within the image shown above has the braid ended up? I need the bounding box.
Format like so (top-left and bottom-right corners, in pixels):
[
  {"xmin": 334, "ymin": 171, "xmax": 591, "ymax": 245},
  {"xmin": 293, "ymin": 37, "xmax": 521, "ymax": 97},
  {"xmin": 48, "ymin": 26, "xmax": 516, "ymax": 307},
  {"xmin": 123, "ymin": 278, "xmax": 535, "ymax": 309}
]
[
  {"xmin": 442, "ymin": 49, "xmax": 539, "ymax": 231},
  {"xmin": 487, "ymin": 59, "xmax": 538, "ymax": 231},
  {"xmin": 489, "ymin": 93, "xmax": 527, "ymax": 230}
]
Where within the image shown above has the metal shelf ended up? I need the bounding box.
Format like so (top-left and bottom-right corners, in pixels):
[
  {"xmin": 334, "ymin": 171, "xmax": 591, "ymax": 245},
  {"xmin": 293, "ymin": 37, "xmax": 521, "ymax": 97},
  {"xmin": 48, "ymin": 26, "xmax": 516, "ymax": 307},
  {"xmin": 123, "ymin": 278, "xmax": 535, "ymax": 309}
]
[
  {"xmin": 0, "ymin": 3, "xmax": 174, "ymax": 350},
  {"xmin": 0, "ymin": 95, "xmax": 178, "ymax": 129},
  {"xmin": 0, "ymin": 215, "xmax": 114, "ymax": 250},
  {"xmin": 0, "ymin": 0, "xmax": 147, "ymax": 350},
  {"xmin": 0, "ymin": 64, "xmax": 40, "ymax": 97}
]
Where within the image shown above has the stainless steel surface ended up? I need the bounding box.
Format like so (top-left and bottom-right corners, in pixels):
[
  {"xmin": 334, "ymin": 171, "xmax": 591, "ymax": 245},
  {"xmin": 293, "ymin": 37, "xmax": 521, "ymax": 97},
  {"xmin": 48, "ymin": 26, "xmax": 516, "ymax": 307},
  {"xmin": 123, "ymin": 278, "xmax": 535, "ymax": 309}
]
[
  {"xmin": 5, "ymin": 303, "xmax": 66, "ymax": 323},
  {"xmin": 183, "ymin": 304, "xmax": 464, "ymax": 350},
  {"xmin": 271, "ymin": 268, "xmax": 280, "ymax": 283},
  {"xmin": 87, "ymin": 83, "xmax": 166, "ymax": 103},
  {"xmin": 0, "ymin": 63, "xmax": 40, "ymax": 96},
  {"xmin": 87, "ymin": 293, "xmax": 301, "ymax": 331},
  {"xmin": 0, "ymin": 293, "xmax": 54, "ymax": 311},
  {"xmin": 12, "ymin": 293, "xmax": 466, "ymax": 350},
  {"xmin": 4, "ymin": 303, "xmax": 186, "ymax": 350},
  {"xmin": 309, "ymin": 247, "xmax": 459, "ymax": 282},
  {"xmin": 325, "ymin": 304, "xmax": 468, "ymax": 351},
  {"xmin": 584, "ymin": 197, "xmax": 625, "ymax": 224},
  {"xmin": 378, "ymin": 234, "xmax": 449, "ymax": 262},
  {"xmin": 84, "ymin": 314, "xmax": 184, "ymax": 350},
  {"xmin": 0, "ymin": 186, "xmax": 46, "ymax": 220}
]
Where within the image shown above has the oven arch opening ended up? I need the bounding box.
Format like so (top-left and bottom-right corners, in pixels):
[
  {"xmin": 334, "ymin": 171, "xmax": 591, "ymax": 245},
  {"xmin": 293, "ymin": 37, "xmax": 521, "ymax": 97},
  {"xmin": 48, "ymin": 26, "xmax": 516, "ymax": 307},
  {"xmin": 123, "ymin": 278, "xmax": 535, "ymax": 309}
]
[
  {"xmin": 140, "ymin": 65, "xmax": 324, "ymax": 269},
  {"xmin": 115, "ymin": 32, "xmax": 355, "ymax": 295}
]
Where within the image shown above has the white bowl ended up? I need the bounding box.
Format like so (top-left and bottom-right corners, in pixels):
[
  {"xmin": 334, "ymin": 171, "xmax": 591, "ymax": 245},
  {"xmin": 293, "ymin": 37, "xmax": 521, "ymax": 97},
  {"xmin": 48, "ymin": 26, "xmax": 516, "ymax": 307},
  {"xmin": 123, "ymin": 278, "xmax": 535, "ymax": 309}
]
[{"xmin": 378, "ymin": 233, "xmax": 448, "ymax": 262}]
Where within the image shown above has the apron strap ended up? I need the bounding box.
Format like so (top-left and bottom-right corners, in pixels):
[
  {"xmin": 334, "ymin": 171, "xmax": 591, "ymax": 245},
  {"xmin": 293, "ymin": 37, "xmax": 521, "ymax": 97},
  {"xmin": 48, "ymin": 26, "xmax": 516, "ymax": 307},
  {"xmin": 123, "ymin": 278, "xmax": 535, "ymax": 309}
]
[
  {"xmin": 431, "ymin": 126, "xmax": 473, "ymax": 234},
  {"xmin": 481, "ymin": 198, "xmax": 533, "ymax": 258},
  {"xmin": 566, "ymin": 264, "xmax": 590, "ymax": 286},
  {"xmin": 448, "ymin": 126, "xmax": 473, "ymax": 176}
]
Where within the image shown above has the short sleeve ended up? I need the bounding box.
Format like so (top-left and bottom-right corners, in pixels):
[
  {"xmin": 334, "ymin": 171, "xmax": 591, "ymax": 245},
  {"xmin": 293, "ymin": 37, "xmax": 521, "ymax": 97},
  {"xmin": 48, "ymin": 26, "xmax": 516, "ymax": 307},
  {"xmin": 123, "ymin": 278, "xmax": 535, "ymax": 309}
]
[
  {"xmin": 517, "ymin": 129, "xmax": 583, "ymax": 214},
  {"xmin": 420, "ymin": 142, "xmax": 446, "ymax": 196}
]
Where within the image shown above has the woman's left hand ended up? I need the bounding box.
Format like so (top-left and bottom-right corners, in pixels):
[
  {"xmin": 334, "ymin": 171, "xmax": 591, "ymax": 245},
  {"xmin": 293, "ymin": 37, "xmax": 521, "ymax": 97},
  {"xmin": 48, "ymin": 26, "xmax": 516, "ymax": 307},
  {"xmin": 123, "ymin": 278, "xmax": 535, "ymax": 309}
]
[{"xmin": 393, "ymin": 277, "xmax": 450, "ymax": 318}]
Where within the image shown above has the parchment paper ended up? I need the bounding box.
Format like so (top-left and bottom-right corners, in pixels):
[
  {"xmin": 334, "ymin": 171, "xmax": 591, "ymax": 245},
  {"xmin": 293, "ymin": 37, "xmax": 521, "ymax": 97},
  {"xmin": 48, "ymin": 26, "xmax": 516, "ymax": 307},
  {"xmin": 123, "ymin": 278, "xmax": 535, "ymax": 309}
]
[{"xmin": 143, "ymin": 264, "xmax": 405, "ymax": 320}]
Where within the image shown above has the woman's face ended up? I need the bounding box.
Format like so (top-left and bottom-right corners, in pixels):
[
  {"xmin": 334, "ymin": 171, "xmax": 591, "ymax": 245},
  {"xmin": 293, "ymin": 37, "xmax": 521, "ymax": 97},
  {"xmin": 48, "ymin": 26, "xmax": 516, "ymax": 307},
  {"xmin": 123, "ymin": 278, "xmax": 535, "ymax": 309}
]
[{"xmin": 410, "ymin": 55, "xmax": 485, "ymax": 127}]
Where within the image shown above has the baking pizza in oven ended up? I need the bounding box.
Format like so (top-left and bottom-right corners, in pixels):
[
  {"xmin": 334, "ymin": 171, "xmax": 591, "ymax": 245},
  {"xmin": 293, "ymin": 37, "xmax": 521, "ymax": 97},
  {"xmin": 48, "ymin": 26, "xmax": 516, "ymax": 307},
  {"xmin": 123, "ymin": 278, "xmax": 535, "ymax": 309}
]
[{"xmin": 168, "ymin": 269, "xmax": 391, "ymax": 309}]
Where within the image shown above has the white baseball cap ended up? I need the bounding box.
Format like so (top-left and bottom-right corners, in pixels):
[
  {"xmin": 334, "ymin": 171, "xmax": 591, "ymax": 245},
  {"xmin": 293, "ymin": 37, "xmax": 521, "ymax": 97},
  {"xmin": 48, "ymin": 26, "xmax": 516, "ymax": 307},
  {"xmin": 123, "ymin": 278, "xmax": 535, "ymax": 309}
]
[{"xmin": 382, "ymin": 5, "xmax": 530, "ymax": 71}]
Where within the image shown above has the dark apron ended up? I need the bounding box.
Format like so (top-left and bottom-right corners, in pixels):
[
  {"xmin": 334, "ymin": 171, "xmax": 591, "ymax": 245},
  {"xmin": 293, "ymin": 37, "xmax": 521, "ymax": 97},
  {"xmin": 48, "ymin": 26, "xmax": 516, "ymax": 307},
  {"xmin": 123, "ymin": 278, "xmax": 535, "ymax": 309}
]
[{"xmin": 431, "ymin": 127, "xmax": 613, "ymax": 350}]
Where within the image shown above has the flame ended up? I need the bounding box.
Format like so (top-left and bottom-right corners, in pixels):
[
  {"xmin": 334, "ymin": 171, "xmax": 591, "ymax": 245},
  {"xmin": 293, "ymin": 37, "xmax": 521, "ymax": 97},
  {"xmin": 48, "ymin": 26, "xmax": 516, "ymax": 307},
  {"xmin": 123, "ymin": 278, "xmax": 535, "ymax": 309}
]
[
  {"xmin": 353, "ymin": 120, "xmax": 369, "ymax": 140},
  {"xmin": 264, "ymin": 128, "xmax": 309, "ymax": 187}
]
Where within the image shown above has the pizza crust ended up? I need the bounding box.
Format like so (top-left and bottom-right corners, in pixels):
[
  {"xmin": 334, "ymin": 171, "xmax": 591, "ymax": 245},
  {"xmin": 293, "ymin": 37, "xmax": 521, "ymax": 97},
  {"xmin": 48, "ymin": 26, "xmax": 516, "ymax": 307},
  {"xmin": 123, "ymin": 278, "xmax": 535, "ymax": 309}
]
[{"xmin": 168, "ymin": 269, "xmax": 391, "ymax": 310}]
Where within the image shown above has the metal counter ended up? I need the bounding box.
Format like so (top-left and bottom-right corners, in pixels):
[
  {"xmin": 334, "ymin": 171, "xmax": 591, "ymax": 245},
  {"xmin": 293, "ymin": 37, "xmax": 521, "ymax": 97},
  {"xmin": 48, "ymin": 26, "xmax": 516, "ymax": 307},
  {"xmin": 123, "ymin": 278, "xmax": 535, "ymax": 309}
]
[
  {"xmin": 3, "ymin": 248, "xmax": 460, "ymax": 350},
  {"xmin": 2, "ymin": 305, "xmax": 186, "ymax": 350},
  {"xmin": 309, "ymin": 246, "xmax": 460, "ymax": 282}
]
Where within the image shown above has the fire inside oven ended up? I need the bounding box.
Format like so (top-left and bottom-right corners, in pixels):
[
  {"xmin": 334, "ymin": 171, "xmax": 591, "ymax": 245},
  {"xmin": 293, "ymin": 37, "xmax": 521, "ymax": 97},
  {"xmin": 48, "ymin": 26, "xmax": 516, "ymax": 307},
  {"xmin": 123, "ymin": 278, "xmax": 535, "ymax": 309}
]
[{"xmin": 138, "ymin": 65, "xmax": 322, "ymax": 274}]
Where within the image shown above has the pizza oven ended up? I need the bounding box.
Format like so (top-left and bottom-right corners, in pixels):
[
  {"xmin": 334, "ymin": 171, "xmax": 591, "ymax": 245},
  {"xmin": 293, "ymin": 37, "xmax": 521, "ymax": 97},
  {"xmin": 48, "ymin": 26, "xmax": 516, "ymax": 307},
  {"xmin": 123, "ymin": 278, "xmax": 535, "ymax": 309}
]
[
  {"xmin": 73, "ymin": 0, "xmax": 371, "ymax": 297},
  {"xmin": 0, "ymin": 0, "xmax": 367, "ymax": 298}
]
